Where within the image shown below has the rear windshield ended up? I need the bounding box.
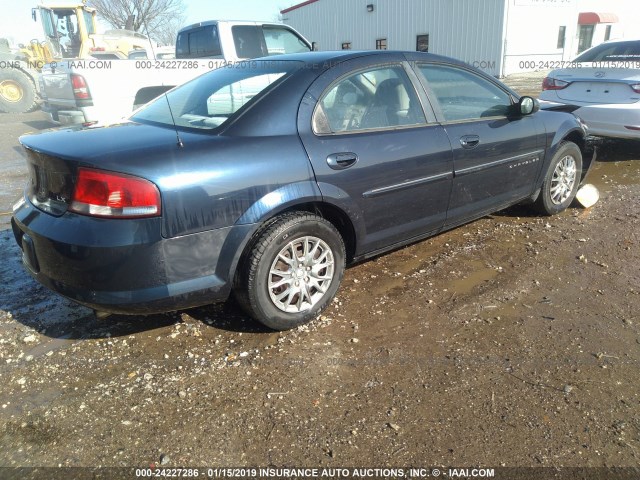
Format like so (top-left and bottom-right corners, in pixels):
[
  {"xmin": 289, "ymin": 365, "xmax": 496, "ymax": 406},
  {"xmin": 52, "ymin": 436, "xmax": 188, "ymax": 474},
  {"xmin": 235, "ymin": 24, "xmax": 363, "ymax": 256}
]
[
  {"xmin": 574, "ymin": 40, "xmax": 640, "ymax": 62},
  {"xmin": 131, "ymin": 61, "xmax": 301, "ymax": 131}
]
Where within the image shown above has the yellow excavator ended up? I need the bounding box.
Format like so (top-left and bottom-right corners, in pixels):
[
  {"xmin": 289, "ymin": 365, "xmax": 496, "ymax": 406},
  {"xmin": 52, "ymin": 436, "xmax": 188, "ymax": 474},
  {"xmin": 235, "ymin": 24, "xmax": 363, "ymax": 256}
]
[{"xmin": 0, "ymin": 1, "xmax": 153, "ymax": 113}]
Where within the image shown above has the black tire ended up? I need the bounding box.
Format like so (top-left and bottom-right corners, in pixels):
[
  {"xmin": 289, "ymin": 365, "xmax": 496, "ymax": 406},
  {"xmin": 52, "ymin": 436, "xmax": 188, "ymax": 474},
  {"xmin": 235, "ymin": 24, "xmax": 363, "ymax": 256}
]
[
  {"xmin": 235, "ymin": 212, "xmax": 346, "ymax": 331},
  {"xmin": 534, "ymin": 141, "xmax": 582, "ymax": 215},
  {"xmin": 0, "ymin": 69, "xmax": 37, "ymax": 113}
]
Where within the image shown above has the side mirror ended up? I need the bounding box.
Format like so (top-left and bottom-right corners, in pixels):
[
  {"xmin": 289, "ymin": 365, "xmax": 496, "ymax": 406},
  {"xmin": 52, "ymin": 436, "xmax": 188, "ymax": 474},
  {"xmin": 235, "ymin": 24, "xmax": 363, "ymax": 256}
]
[{"xmin": 519, "ymin": 96, "xmax": 540, "ymax": 116}]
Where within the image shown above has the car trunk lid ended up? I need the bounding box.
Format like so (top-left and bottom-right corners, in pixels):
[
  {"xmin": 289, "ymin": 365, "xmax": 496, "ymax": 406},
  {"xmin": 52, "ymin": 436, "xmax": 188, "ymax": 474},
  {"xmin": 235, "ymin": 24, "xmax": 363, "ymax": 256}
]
[
  {"xmin": 19, "ymin": 121, "xmax": 205, "ymax": 217},
  {"xmin": 553, "ymin": 67, "xmax": 640, "ymax": 104}
]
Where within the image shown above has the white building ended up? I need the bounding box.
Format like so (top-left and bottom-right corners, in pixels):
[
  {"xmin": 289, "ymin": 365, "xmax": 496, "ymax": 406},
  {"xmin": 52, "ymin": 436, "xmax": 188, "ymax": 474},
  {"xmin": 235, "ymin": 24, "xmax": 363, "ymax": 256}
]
[{"xmin": 281, "ymin": 0, "xmax": 633, "ymax": 77}]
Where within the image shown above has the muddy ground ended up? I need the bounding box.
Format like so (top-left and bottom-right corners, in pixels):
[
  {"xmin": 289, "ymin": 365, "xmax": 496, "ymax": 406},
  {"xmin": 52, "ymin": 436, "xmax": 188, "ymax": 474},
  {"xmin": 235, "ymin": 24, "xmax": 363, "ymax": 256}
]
[{"xmin": 0, "ymin": 80, "xmax": 639, "ymax": 474}]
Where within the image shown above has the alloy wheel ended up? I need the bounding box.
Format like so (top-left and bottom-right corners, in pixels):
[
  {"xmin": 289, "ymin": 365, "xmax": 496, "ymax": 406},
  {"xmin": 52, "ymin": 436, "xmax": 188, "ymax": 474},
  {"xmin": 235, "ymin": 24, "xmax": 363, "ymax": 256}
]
[
  {"xmin": 268, "ymin": 236, "xmax": 335, "ymax": 313},
  {"xmin": 550, "ymin": 155, "xmax": 577, "ymax": 205}
]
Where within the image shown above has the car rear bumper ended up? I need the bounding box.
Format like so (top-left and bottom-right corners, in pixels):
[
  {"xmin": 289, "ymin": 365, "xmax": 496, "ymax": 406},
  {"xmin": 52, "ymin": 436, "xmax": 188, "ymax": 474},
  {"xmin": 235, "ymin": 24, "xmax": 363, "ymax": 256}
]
[
  {"xmin": 41, "ymin": 102, "xmax": 86, "ymax": 125},
  {"xmin": 538, "ymin": 96, "xmax": 640, "ymax": 139},
  {"xmin": 574, "ymin": 103, "xmax": 640, "ymax": 139},
  {"xmin": 11, "ymin": 197, "xmax": 248, "ymax": 315}
]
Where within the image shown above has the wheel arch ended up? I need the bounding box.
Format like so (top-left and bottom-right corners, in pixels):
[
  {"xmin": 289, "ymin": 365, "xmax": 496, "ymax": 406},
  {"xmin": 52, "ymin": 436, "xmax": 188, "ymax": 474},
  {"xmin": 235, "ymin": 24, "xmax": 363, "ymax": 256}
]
[
  {"xmin": 15, "ymin": 66, "xmax": 40, "ymax": 92},
  {"xmin": 229, "ymin": 200, "xmax": 358, "ymax": 291},
  {"xmin": 533, "ymin": 139, "xmax": 584, "ymax": 215},
  {"xmin": 561, "ymin": 129, "xmax": 595, "ymax": 183},
  {"xmin": 546, "ymin": 120, "xmax": 593, "ymax": 185}
]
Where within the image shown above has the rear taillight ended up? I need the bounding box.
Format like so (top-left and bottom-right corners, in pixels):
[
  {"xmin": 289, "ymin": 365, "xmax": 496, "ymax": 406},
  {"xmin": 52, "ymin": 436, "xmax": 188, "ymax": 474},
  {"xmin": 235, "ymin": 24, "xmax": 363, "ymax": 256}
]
[
  {"xmin": 542, "ymin": 77, "xmax": 570, "ymax": 91},
  {"xmin": 631, "ymin": 83, "xmax": 640, "ymax": 94},
  {"xmin": 70, "ymin": 168, "xmax": 161, "ymax": 218},
  {"xmin": 71, "ymin": 74, "xmax": 91, "ymax": 100}
]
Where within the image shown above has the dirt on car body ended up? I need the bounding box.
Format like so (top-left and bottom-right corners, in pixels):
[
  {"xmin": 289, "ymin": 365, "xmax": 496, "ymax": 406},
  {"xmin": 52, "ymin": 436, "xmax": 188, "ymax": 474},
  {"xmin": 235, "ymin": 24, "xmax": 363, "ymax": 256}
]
[{"xmin": 0, "ymin": 111, "xmax": 639, "ymax": 471}]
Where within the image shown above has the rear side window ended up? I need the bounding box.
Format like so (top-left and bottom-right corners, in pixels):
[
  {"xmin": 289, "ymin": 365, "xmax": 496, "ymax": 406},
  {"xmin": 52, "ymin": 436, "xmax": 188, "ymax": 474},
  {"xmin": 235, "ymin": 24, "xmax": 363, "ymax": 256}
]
[
  {"xmin": 176, "ymin": 25, "xmax": 222, "ymax": 58},
  {"xmin": 418, "ymin": 64, "xmax": 512, "ymax": 122}
]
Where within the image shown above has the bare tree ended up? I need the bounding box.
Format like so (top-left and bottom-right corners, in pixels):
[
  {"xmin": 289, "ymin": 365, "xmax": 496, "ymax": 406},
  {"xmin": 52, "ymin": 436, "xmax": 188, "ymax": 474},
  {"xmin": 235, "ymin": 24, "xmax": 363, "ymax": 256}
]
[
  {"xmin": 152, "ymin": 15, "xmax": 183, "ymax": 46},
  {"xmin": 89, "ymin": 0, "xmax": 186, "ymax": 44}
]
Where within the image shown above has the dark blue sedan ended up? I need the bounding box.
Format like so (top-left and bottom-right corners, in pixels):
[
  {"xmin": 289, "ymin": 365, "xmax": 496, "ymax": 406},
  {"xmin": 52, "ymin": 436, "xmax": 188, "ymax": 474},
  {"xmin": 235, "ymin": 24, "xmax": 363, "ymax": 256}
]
[{"xmin": 11, "ymin": 51, "xmax": 594, "ymax": 330}]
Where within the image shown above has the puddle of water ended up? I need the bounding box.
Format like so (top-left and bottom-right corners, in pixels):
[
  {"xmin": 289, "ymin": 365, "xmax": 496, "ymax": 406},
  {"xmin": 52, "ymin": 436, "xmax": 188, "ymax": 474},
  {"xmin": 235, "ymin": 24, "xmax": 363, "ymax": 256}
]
[
  {"xmin": 24, "ymin": 334, "xmax": 75, "ymax": 359},
  {"xmin": 368, "ymin": 274, "xmax": 406, "ymax": 297},
  {"xmin": 588, "ymin": 161, "xmax": 640, "ymax": 191},
  {"xmin": 2, "ymin": 386, "xmax": 65, "ymax": 417},
  {"xmin": 447, "ymin": 260, "xmax": 499, "ymax": 295},
  {"xmin": 362, "ymin": 236, "xmax": 458, "ymax": 297}
]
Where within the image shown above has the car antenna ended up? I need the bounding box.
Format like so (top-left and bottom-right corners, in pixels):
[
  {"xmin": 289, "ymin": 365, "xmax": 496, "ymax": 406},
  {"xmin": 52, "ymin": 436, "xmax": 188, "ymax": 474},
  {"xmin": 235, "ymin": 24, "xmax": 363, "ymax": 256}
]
[
  {"xmin": 164, "ymin": 94, "xmax": 184, "ymax": 148},
  {"xmin": 134, "ymin": 0, "xmax": 183, "ymax": 147}
]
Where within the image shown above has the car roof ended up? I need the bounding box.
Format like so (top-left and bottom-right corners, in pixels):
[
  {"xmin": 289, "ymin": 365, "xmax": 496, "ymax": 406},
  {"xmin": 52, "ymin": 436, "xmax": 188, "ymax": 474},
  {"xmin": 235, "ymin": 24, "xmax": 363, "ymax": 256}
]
[
  {"xmin": 601, "ymin": 38, "xmax": 640, "ymax": 43},
  {"xmin": 251, "ymin": 50, "xmax": 469, "ymax": 67},
  {"xmin": 178, "ymin": 20, "xmax": 285, "ymax": 33}
]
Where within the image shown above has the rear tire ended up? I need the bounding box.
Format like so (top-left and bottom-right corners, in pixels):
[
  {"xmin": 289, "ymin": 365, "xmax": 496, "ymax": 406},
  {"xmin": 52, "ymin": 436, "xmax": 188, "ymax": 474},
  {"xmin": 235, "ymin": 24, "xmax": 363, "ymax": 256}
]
[
  {"xmin": 535, "ymin": 141, "xmax": 582, "ymax": 215},
  {"xmin": 0, "ymin": 69, "xmax": 37, "ymax": 113},
  {"xmin": 235, "ymin": 212, "xmax": 346, "ymax": 331}
]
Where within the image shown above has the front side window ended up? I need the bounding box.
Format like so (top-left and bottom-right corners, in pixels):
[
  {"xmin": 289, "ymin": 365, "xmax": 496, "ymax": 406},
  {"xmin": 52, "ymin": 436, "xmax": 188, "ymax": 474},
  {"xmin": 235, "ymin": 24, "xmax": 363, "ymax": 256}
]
[
  {"xmin": 232, "ymin": 25, "xmax": 265, "ymax": 59},
  {"xmin": 232, "ymin": 26, "xmax": 311, "ymax": 59},
  {"xmin": 313, "ymin": 65, "xmax": 426, "ymax": 134},
  {"xmin": 263, "ymin": 26, "xmax": 311, "ymax": 55},
  {"xmin": 132, "ymin": 61, "xmax": 300, "ymax": 131},
  {"xmin": 419, "ymin": 64, "xmax": 512, "ymax": 122}
]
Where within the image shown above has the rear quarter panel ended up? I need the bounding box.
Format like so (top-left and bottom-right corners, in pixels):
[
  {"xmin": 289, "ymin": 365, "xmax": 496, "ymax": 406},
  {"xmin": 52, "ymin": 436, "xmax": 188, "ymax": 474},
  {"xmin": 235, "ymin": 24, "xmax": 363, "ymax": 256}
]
[{"xmin": 155, "ymin": 134, "xmax": 320, "ymax": 238}]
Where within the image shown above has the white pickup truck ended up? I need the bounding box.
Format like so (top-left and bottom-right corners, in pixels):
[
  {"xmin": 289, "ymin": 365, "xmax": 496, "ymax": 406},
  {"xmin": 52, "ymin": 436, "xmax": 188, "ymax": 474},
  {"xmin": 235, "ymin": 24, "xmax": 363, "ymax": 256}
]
[{"xmin": 39, "ymin": 20, "xmax": 311, "ymax": 125}]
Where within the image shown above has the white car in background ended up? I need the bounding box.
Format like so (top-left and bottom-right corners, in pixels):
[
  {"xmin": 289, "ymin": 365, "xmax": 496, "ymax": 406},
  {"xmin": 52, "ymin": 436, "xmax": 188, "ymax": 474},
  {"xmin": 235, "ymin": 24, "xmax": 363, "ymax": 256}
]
[{"xmin": 539, "ymin": 39, "xmax": 640, "ymax": 139}]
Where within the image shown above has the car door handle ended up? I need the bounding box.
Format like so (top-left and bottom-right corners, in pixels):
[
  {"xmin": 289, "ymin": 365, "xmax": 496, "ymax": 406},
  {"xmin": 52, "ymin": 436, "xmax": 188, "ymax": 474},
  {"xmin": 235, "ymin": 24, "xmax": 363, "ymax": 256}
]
[
  {"xmin": 460, "ymin": 135, "xmax": 480, "ymax": 149},
  {"xmin": 327, "ymin": 152, "xmax": 358, "ymax": 170}
]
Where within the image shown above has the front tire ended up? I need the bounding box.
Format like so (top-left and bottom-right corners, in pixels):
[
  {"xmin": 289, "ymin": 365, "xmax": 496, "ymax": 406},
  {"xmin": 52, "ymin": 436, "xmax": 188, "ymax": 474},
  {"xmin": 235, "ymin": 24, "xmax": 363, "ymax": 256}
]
[
  {"xmin": 535, "ymin": 141, "xmax": 582, "ymax": 215},
  {"xmin": 235, "ymin": 212, "xmax": 346, "ymax": 331}
]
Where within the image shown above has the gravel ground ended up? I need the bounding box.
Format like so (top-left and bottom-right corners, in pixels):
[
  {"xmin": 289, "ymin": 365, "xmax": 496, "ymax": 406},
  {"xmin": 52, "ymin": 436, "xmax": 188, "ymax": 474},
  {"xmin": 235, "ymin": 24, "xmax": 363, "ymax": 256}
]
[{"xmin": 0, "ymin": 74, "xmax": 639, "ymax": 477}]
